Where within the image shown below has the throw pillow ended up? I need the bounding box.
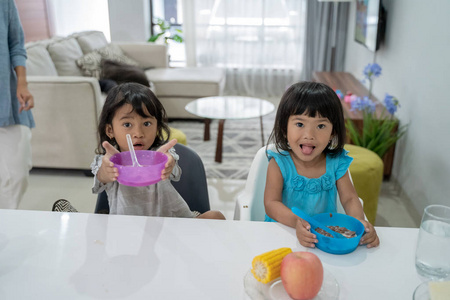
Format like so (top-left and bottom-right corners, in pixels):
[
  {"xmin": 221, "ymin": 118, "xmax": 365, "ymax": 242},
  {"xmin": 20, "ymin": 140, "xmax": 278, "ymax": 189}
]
[
  {"xmin": 97, "ymin": 44, "xmax": 139, "ymax": 67},
  {"xmin": 76, "ymin": 44, "xmax": 140, "ymax": 78},
  {"xmin": 101, "ymin": 59, "xmax": 149, "ymax": 87},
  {"xmin": 73, "ymin": 31, "xmax": 109, "ymax": 54},
  {"xmin": 47, "ymin": 37, "xmax": 84, "ymax": 76},
  {"xmin": 76, "ymin": 51, "xmax": 103, "ymax": 78}
]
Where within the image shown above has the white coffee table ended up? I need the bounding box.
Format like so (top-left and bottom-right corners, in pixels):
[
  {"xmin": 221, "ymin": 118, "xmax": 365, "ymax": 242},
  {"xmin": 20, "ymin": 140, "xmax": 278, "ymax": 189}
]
[{"xmin": 185, "ymin": 96, "xmax": 275, "ymax": 163}]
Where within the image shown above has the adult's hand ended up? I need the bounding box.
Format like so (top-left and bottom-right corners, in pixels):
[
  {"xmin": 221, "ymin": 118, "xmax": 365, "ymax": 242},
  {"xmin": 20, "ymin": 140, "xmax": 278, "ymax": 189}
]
[{"xmin": 15, "ymin": 66, "xmax": 34, "ymax": 113}]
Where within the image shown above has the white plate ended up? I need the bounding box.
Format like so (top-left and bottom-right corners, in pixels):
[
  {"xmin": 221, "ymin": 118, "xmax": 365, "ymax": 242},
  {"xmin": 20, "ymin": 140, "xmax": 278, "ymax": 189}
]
[{"xmin": 244, "ymin": 268, "xmax": 339, "ymax": 300}]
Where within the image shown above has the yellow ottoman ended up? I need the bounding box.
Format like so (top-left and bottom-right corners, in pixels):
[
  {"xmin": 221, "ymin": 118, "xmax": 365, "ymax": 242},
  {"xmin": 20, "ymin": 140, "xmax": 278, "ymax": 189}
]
[
  {"xmin": 344, "ymin": 144, "xmax": 384, "ymax": 224},
  {"xmin": 165, "ymin": 127, "xmax": 187, "ymax": 145}
]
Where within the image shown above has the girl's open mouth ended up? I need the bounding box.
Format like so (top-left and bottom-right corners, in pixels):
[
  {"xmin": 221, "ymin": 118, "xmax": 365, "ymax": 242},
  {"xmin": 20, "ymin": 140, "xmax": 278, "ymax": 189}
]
[{"xmin": 300, "ymin": 144, "xmax": 315, "ymax": 155}]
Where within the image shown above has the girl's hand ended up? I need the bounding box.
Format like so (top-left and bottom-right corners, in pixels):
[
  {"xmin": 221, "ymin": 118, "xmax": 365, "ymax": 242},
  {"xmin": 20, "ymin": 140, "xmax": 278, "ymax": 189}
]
[
  {"xmin": 295, "ymin": 218, "xmax": 318, "ymax": 248},
  {"xmin": 97, "ymin": 141, "xmax": 119, "ymax": 184},
  {"xmin": 157, "ymin": 139, "xmax": 178, "ymax": 180},
  {"xmin": 359, "ymin": 220, "xmax": 380, "ymax": 248}
]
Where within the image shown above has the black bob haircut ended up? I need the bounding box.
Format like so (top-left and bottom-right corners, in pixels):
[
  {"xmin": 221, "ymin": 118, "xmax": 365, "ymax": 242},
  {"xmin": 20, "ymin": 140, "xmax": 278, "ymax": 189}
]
[{"xmin": 267, "ymin": 81, "xmax": 346, "ymax": 156}]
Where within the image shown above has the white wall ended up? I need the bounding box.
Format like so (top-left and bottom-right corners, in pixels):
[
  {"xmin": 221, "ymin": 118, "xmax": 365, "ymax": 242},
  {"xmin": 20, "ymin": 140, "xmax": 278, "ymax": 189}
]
[
  {"xmin": 344, "ymin": 0, "xmax": 450, "ymax": 215},
  {"xmin": 108, "ymin": 0, "xmax": 150, "ymax": 42},
  {"xmin": 47, "ymin": 0, "xmax": 110, "ymax": 40},
  {"xmin": 47, "ymin": 0, "xmax": 150, "ymax": 43}
]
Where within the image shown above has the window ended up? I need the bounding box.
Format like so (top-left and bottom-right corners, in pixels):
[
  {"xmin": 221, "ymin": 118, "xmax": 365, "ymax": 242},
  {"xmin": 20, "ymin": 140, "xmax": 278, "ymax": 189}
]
[
  {"xmin": 193, "ymin": 0, "xmax": 306, "ymax": 70},
  {"xmin": 150, "ymin": 0, "xmax": 185, "ymax": 66}
]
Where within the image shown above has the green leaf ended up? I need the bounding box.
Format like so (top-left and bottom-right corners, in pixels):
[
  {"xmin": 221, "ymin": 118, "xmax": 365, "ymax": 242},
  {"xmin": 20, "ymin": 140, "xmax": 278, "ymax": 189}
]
[
  {"xmin": 345, "ymin": 119, "xmax": 362, "ymax": 146},
  {"xmin": 148, "ymin": 32, "xmax": 164, "ymax": 43},
  {"xmin": 171, "ymin": 34, "xmax": 184, "ymax": 43},
  {"xmin": 149, "ymin": 18, "xmax": 184, "ymax": 44},
  {"xmin": 344, "ymin": 107, "xmax": 408, "ymax": 159}
]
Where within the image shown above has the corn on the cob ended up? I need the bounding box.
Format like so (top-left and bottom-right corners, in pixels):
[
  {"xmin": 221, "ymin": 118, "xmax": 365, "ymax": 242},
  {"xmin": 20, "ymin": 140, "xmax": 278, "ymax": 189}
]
[{"xmin": 251, "ymin": 247, "xmax": 292, "ymax": 284}]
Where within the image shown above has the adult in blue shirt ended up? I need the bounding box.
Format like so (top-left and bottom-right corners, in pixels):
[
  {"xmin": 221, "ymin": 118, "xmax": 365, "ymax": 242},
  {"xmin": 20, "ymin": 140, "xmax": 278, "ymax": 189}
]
[{"xmin": 0, "ymin": 0, "xmax": 35, "ymax": 209}]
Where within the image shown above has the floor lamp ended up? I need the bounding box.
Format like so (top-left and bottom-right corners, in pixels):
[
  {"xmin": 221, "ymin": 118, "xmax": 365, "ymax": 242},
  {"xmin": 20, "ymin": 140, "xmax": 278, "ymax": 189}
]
[{"xmin": 318, "ymin": 0, "xmax": 353, "ymax": 71}]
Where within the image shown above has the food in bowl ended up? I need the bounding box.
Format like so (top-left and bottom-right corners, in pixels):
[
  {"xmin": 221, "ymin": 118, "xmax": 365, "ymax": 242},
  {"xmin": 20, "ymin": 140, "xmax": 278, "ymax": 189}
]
[
  {"xmin": 315, "ymin": 226, "xmax": 356, "ymax": 238},
  {"xmin": 311, "ymin": 212, "xmax": 365, "ymax": 254}
]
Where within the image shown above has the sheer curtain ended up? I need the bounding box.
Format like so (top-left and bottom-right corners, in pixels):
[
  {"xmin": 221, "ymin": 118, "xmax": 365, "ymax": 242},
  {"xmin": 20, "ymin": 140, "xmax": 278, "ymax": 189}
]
[
  {"xmin": 303, "ymin": 0, "xmax": 350, "ymax": 80},
  {"xmin": 184, "ymin": 0, "xmax": 307, "ymax": 98}
]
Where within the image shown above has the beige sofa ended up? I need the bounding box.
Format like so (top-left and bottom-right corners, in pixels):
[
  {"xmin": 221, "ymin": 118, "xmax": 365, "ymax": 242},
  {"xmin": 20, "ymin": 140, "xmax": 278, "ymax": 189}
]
[{"xmin": 25, "ymin": 30, "xmax": 225, "ymax": 171}]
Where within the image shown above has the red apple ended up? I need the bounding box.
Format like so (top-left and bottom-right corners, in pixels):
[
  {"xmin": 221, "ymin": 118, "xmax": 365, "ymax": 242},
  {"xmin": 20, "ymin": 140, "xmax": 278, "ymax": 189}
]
[{"xmin": 280, "ymin": 251, "xmax": 323, "ymax": 300}]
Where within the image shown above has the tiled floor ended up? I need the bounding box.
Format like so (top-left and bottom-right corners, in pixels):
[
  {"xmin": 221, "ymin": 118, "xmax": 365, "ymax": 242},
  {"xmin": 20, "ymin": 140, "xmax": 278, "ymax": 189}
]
[{"xmin": 19, "ymin": 168, "xmax": 420, "ymax": 228}]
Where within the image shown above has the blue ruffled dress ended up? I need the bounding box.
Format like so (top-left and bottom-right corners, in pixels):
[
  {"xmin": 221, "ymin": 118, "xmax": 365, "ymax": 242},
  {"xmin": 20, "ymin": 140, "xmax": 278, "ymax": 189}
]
[{"xmin": 265, "ymin": 149, "xmax": 353, "ymax": 222}]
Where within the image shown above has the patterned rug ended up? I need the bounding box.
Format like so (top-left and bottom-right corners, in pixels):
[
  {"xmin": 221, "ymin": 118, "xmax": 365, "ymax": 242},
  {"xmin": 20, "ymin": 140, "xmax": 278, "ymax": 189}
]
[{"xmin": 169, "ymin": 111, "xmax": 276, "ymax": 180}]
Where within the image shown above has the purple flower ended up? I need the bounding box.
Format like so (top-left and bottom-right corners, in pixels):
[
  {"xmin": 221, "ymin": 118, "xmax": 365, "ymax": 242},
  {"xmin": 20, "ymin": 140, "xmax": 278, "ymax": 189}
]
[
  {"xmin": 384, "ymin": 93, "xmax": 400, "ymax": 115},
  {"xmin": 362, "ymin": 63, "xmax": 382, "ymax": 82},
  {"xmin": 350, "ymin": 96, "xmax": 376, "ymax": 113}
]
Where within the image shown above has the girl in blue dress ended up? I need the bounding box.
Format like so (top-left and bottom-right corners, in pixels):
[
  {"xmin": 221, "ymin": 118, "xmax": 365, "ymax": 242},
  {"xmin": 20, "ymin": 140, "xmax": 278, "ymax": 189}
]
[{"xmin": 264, "ymin": 82, "xmax": 379, "ymax": 249}]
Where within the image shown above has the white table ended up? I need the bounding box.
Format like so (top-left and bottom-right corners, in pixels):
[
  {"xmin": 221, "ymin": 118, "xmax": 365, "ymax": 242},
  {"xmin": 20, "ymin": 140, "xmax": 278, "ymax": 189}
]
[
  {"xmin": 185, "ymin": 96, "xmax": 275, "ymax": 163},
  {"xmin": 0, "ymin": 209, "xmax": 422, "ymax": 299}
]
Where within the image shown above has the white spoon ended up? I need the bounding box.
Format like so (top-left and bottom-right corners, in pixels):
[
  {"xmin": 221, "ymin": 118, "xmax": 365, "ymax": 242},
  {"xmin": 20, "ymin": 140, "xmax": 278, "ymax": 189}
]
[{"xmin": 126, "ymin": 134, "xmax": 142, "ymax": 167}]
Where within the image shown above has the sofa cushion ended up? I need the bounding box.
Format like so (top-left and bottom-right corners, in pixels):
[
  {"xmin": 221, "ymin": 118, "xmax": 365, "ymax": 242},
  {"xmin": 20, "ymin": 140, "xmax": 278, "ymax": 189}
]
[
  {"xmin": 47, "ymin": 37, "xmax": 84, "ymax": 76},
  {"xmin": 145, "ymin": 67, "xmax": 225, "ymax": 97},
  {"xmin": 76, "ymin": 44, "xmax": 140, "ymax": 78},
  {"xmin": 25, "ymin": 44, "xmax": 58, "ymax": 76},
  {"xmin": 73, "ymin": 31, "xmax": 108, "ymax": 54}
]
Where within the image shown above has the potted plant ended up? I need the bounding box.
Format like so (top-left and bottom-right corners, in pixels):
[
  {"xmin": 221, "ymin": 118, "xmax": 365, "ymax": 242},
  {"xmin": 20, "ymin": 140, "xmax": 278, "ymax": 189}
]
[
  {"xmin": 344, "ymin": 63, "xmax": 408, "ymax": 159},
  {"xmin": 346, "ymin": 93, "xmax": 408, "ymax": 159},
  {"xmin": 148, "ymin": 18, "xmax": 184, "ymax": 44}
]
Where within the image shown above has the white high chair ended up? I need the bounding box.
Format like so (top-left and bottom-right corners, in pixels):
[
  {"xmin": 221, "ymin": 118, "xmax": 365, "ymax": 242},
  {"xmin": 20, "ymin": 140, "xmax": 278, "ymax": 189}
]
[{"xmin": 233, "ymin": 145, "xmax": 365, "ymax": 221}]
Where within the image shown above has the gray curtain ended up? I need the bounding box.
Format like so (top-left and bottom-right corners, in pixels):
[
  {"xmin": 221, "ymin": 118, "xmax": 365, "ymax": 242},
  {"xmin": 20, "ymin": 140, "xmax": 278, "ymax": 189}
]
[{"xmin": 303, "ymin": 0, "xmax": 350, "ymax": 80}]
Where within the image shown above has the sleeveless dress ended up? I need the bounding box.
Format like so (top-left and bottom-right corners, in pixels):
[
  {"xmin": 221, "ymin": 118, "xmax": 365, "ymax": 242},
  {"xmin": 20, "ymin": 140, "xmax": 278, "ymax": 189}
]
[{"xmin": 265, "ymin": 149, "xmax": 353, "ymax": 222}]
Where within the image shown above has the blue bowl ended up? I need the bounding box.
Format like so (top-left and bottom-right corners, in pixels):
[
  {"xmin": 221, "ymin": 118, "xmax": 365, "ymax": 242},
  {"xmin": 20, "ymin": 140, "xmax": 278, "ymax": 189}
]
[{"xmin": 311, "ymin": 213, "xmax": 365, "ymax": 255}]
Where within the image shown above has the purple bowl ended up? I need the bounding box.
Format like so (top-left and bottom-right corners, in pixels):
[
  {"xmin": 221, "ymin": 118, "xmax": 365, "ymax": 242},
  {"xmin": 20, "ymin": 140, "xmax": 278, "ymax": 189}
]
[{"xmin": 110, "ymin": 150, "xmax": 168, "ymax": 187}]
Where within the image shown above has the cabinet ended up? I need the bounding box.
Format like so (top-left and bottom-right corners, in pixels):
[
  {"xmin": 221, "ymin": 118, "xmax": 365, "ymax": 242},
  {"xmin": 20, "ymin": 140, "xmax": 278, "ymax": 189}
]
[{"xmin": 313, "ymin": 71, "xmax": 396, "ymax": 178}]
